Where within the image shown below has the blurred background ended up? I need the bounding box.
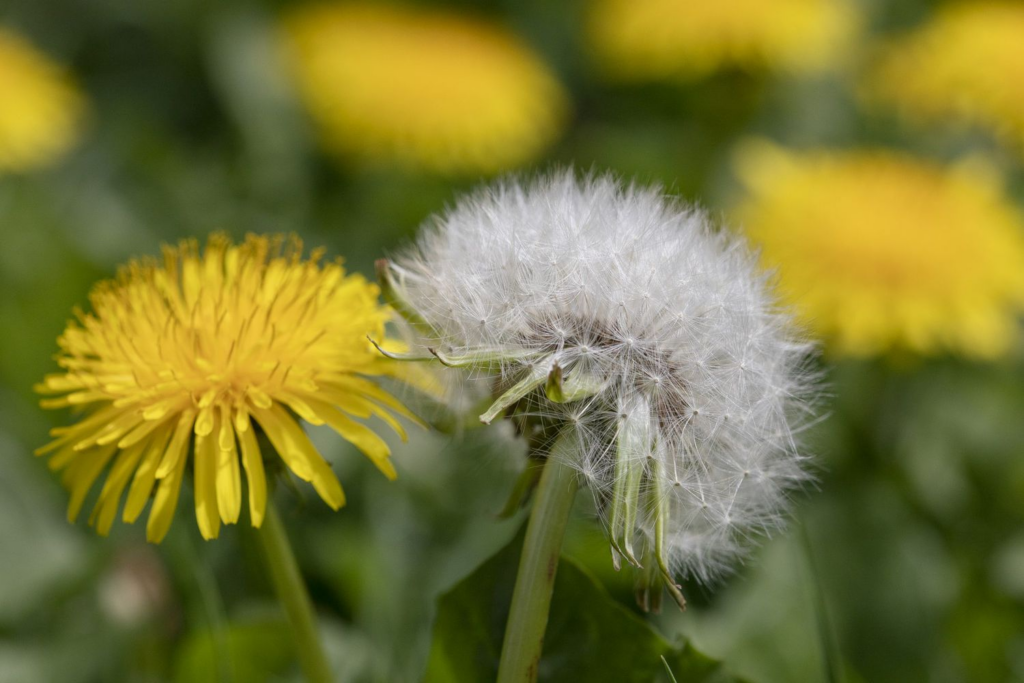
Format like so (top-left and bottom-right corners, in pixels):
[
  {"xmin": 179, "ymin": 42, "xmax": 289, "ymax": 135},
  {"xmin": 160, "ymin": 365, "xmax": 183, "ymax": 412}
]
[{"xmin": 3, "ymin": 0, "xmax": 1024, "ymax": 681}]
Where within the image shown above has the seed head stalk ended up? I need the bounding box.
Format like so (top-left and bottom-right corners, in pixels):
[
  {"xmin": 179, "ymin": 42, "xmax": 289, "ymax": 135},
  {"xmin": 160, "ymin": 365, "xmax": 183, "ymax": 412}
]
[{"xmin": 497, "ymin": 430, "xmax": 581, "ymax": 683}]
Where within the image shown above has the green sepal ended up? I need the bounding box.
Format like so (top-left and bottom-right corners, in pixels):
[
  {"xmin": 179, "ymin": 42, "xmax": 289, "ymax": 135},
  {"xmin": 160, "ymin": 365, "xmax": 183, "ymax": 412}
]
[
  {"xmin": 545, "ymin": 363, "xmax": 606, "ymax": 403},
  {"xmin": 430, "ymin": 346, "xmax": 545, "ymax": 371},
  {"xmin": 649, "ymin": 457, "xmax": 687, "ymax": 611},
  {"xmin": 610, "ymin": 403, "xmax": 651, "ymax": 569},
  {"xmin": 366, "ymin": 336, "xmax": 435, "ymax": 362},
  {"xmin": 609, "ymin": 423, "xmax": 648, "ymax": 568},
  {"xmin": 621, "ymin": 455, "xmax": 644, "ymax": 564},
  {"xmin": 479, "ymin": 365, "xmax": 550, "ymax": 425}
]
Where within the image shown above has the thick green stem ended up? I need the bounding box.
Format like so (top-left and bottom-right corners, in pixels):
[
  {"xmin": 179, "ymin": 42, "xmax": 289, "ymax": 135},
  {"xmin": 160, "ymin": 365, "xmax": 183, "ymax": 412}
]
[
  {"xmin": 497, "ymin": 431, "xmax": 581, "ymax": 683},
  {"xmin": 257, "ymin": 499, "xmax": 334, "ymax": 683}
]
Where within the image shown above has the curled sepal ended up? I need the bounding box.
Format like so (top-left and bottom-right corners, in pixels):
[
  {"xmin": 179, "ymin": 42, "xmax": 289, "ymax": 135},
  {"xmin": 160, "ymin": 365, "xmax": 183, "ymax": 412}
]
[
  {"xmin": 544, "ymin": 363, "xmax": 606, "ymax": 404},
  {"xmin": 479, "ymin": 364, "xmax": 551, "ymax": 425},
  {"xmin": 649, "ymin": 457, "xmax": 687, "ymax": 611},
  {"xmin": 496, "ymin": 456, "xmax": 545, "ymax": 519},
  {"xmin": 431, "ymin": 346, "xmax": 545, "ymax": 371},
  {"xmin": 608, "ymin": 398, "xmax": 652, "ymax": 569},
  {"xmin": 367, "ymin": 336, "xmax": 435, "ymax": 362}
]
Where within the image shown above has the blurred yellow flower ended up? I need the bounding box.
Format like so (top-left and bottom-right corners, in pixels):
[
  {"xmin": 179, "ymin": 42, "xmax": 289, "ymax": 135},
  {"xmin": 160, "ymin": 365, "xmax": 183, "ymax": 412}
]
[
  {"xmin": 734, "ymin": 142, "xmax": 1024, "ymax": 358},
  {"xmin": 0, "ymin": 27, "xmax": 84, "ymax": 172},
  {"xmin": 587, "ymin": 0, "xmax": 858, "ymax": 81},
  {"xmin": 36, "ymin": 235, "xmax": 426, "ymax": 542},
  {"xmin": 280, "ymin": 3, "xmax": 568, "ymax": 174},
  {"xmin": 868, "ymin": 3, "xmax": 1024, "ymax": 150}
]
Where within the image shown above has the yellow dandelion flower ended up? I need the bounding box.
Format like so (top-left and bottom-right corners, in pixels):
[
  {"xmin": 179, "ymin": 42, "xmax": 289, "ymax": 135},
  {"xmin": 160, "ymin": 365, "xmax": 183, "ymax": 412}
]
[
  {"xmin": 36, "ymin": 234, "xmax": 428, "ymax": 543},
  {"xmin": 0, "ymin": 27, "xmax": 84, "ymax": 172},
  {"xmin": 867, "ymin": 3, "xmax": 1024, "ymax": 151},
  {"xmin": 734, "ymin": 142, "xmax": 1024, "ymax": 358},
  {"xmin": 280, "ymin": 3, "xmax": 568, "ymax": 174},
  {"xmin": 587, "ymin": 0, "xmax": 859, "ymax": 81}
]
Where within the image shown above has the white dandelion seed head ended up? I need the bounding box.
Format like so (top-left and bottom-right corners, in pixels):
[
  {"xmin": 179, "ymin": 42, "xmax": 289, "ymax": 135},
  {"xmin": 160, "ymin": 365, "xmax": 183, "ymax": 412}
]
[{"xmin": 389, "ymin": 171, "xmax": 817, "ymax": 585}]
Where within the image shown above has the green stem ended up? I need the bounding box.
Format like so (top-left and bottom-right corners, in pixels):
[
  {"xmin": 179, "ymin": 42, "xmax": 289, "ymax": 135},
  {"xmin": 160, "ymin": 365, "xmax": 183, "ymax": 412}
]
[
  {"xmin": 257, "ymin": 499, "xmax": 334, "ymax": 683},
  {"xmin": 497, "ymin": 431, "xmax": 581, "ymax": 683}
]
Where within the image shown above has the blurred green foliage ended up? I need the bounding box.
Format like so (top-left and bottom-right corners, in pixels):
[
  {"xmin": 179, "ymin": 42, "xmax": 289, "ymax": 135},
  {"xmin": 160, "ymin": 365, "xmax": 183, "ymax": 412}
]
[{"xmin": 2, "ymin": 0, "xmax": 1024, "ymax": 681}]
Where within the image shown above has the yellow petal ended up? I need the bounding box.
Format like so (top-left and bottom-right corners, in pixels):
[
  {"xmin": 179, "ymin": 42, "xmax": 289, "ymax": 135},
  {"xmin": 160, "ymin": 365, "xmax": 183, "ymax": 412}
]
[
  {"xmin": 247, "ymin": 386, "xmax": 273, "ymax": 409},
  {"xmin": 216, "ymin": 405, "xmax": 242, "ymax": 525},
  {"xmin": 39, "ymin": 405, "xmax": 127, "ymax": 454},
  {"xmin": 278, "ymin": 391, "xmax": 326, "ymax": 426},
  {"xmin": 118, "ymin": 413, "xmax": 171, "ymax": 449},
  {"xmin": 63, "ymin": 443, "xmax": 118, "ymax": 523},
  {"xmin": 306, "ymin": 398, "xmax": 397, "ymax": 480},
  {"xmin": 250, "ymin": 404, "xmax": 312, "ymax": 480},
  {"xmin": 359, "ymin": 400, "xmax": 407, "ymax": 442},
  {"xmin": 34, "ymin": 434, "xmax": 74, "ymax": 457},
  {"xmin": 321, "ymin": 376, "xmax": 426, "ymax": 428},
  {"xmin": 156, "ymin": 409, "xmax": 196, "ymax": 479},
  {"xmin": 146, "ymin": 441, "xmax": 189, "ymax": 543},
  {"xmin": 46, "ymin": 442, "xmax": 79, "ymax": 472},
  {"xmin": 251, "ymin": 404, "xmax": 345, "ymax": 509},
  {"xmin": 234, "ymin": 404, "xmax": 250, "ymax": 433},
  {"xmin": 236, "ymin": 415, "xmax": 267, "ymax": 527},
  {"xmin": 90, "ymin": 439, "xmax": 148, "ymax": 536},
  {"xmin": 40, "ymin": 389, "xmax": 107, "ymax": 409},
  {"xmin": 123, "ymin": 423, "xmax": 174, "ymax": 523},
  {"xmin": 195, "ymin": 404, "xmax": 215, "ymax": 436},
  {"xmin": 194, "ymin": 429, "xmax": 221, "ymax": 540},
  {"xmin": 81, "ymin": 410, "xmax": 147, "ymax": 450},
  {"xmin": 329, "ymin": 393, "xmax": 408, "ymax": 441}
]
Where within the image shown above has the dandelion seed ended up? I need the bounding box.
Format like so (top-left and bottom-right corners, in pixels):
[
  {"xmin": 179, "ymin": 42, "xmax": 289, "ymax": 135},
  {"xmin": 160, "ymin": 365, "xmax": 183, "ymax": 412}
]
[
  {"xmin": 36, "ymin": 234, "xmax": 427, "ymax": 543},
  {"xmin": 384, "ymin": 172, "xmax": 815, "ymax": 596}
]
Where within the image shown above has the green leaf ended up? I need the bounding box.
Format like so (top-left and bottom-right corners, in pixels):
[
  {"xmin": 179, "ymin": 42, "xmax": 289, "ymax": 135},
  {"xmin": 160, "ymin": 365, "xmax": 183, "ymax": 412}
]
[{"xmin": 424, "ymin": 527, "xmax": 748, "ymax": 683}]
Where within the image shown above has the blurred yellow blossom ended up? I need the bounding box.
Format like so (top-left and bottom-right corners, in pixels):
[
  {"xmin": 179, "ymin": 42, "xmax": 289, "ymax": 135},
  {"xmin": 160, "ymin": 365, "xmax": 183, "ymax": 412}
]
[
  {"xmin": 0, "ymin": 27, "xmax": 84, "ymax": 172},
  {"xmin": 587, "ymin": 0, "xmax": 859, "ymax": 81},
  {"xmin": 868, "ymin": 2, "xmax": 1024, "ymax": 151},
  {"xmin": 36, "ymin": 235, "xmax": 428, "ymax": 542},
  {"xmin": 734, "ymin": 142, "xmax": 1024, "ymax": 359},
  {"xmin": 280, "ymin": 3, "xmax": 568, "ymax": 174}
]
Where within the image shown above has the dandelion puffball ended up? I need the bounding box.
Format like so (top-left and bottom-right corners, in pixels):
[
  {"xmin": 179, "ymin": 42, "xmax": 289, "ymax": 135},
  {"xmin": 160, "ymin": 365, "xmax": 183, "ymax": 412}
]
[{"xmin": 382, "ymin": 173, "xmax": 815, "ymax": 599}]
